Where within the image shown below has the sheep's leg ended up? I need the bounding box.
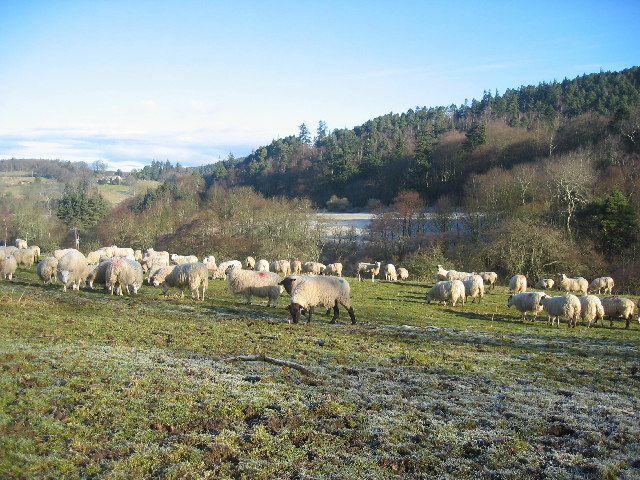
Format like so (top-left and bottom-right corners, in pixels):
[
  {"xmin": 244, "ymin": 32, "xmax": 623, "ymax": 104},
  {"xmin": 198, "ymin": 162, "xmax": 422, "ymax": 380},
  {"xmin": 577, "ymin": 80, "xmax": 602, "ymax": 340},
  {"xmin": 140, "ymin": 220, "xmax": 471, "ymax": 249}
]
[
  {"xmin": 347, "ymin": 306, "xmax": 356, "ymax": 324},
  {"xmin": 330, "ymin": 301, "xmax": 339, "ymax": 323},
  {"xmin": 306, "ymin": 307, "xmax": 314, "ymax": 324}
]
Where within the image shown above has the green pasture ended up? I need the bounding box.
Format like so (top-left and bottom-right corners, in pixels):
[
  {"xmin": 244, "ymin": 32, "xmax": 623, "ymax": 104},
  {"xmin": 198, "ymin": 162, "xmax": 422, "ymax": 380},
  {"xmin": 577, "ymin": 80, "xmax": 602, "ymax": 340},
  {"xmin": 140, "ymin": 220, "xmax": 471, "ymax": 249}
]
[{"xmin": 1, "ymin": 266, "xmax": 638, "ymax": 479}]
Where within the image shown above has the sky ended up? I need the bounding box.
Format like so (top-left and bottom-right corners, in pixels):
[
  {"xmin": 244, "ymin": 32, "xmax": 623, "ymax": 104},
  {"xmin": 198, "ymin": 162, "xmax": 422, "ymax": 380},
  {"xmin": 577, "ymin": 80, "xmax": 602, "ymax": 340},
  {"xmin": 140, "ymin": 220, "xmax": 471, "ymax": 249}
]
[{"xmin": 0, "ymin": 0, "xmax": 638, "ymax": 172}]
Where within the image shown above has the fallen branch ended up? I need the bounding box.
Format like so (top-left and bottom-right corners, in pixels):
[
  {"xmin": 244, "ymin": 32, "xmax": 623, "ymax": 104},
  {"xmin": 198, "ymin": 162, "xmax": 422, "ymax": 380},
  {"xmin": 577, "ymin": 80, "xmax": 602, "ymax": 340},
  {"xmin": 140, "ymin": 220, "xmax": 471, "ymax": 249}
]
[{"xmin": 223, "ymin": 354, "xmax": 317, "ymax": 377}]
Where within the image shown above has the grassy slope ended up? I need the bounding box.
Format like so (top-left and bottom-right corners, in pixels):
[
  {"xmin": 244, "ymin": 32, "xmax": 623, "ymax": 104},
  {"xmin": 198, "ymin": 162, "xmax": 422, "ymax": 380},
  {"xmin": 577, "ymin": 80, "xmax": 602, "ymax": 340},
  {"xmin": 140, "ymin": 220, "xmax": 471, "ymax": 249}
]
[{"xmin": 0, "ymin": 268, "xmax": 638, "ymax": 479}]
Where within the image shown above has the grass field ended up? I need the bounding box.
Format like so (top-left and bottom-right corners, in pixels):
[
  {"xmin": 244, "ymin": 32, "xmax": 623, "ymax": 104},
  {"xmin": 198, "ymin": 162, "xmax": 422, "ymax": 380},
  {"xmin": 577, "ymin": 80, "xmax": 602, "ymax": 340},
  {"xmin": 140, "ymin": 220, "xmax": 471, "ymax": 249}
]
[{"xmin": 1, "ymin": 266, "xmax": 639, "ymax": 479}]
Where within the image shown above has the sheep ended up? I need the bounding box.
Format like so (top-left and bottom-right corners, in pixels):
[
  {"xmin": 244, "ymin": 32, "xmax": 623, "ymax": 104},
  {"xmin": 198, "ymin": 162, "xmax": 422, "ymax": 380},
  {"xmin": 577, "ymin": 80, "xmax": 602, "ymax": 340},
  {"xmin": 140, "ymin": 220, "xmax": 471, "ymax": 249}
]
[
  {"xmin": 588, "ymin": 277, "xmax": 614, "ymax": 295},
  {"xmin": 15, "ymin": 238, "xmax": 27, "ymax": 249},
  {"xmin": 86, "ymin": 249, "xmax": 106, "ymax": 265},
  {"xmin": 324, "ymin": 263, "xmax": 343, "ymax": 277},
  {"xmin": 270, "ymin": 259, "xmax": 292, "ymax": 275},
  {"xmin": 540, "ymin": 294, "xmax": 581, "ymax": 327},
  {"xmin": 28, "ymin": 245, "xmax": 40, "ymax": 261},
  {"xmin": 86, "ymin": 259, "xmax": 112, "ymax": 290},
  {"xmin": 507, "ymin": 292, "xmax": 548, "ymax": 322},
  {"xmin": 142, "ymin": 254, "xmax": 170, "ymax": 273},
  {"xmin": 202, "ymin": 255, "xmax": 217, "ymax": 269},
  {"xmin": 56, "ymin": 250, "xmax": 88, "ymax": 292},
  {"xmin": 244, "ymin": 256, "xmax": 256, "ymax": 269},
  {"xmin": 36, "ymin": 257, "xmax": 58, "ymax": 284},
  {"xmin": 578, "ymin": 295, "xmax": 605, "ymax": 327},
  {"xmin": 114, "ymin": 247, "xmax": 135, "ymax": 259},
  {"xmin": 384, "ymin": 263, "xmax": 397, "ymax": 281},
  {"xmin": 435, "ymin": 265, "xmax": 449, "ymax": 282},
  {"xmin": 134, "ymin": 249, "xmax": 143, "ymax": 262},
  {"xmin": 509, "ymin": 275, "xmax": 527, "ymax": 294},
  {"xmin": 477, "ymin": 271, "xmax": 497, "ymax": 289},
  {"xmin": 0, "ymin": 246, "xmax": 18, "ymax": 256},
  {"xmin": 105, "ymin": 258, "xmax": 143, "ymax": 295},
  {"xmin": 53, "ymin": 248, "xmax": 75, "ymax": 259},
  {"xmin": 12, "ymin": 248, "xmax": 35, "ymax": 267},
  {"xmin": 397, "ymin": 267, "xmax": 409, "ymax": 281},
  {"xmin": 302, "ymin": 261, "xmax": 326, "ymax": 275},
  {"xmin": 291, "ymin": 260, "xmax": 302, "ymax": 275},
  {"xmin": 535, "ymin": 278, "xmax": 555, "ymax": 290},
  {"xmin": 601, "ymin": 297, "xmax": 635, "ymax": 329},
  {"xmin": 445, "ymin": 270, "xmax": 472, "ymax": 281},
  {"xmin": 462, "ymin": 275, "xmax": 484, "ymax": 303},
  {"xmin": 225, "ymin": 264, "xmax": 282, "ymax": 305},
  {"xmin": 256, "ymin": 259, "xmax": 270, "ymax": 272},
  {"xmin": 282, "ymin": 275, "xmax": 355, "ymax": 324},
  {"xmin": 426, "ymin": 280, "xmax": 466, "ymax": 307},
  {"xmin": 171, "ymin": 253, "xmax": 198, "ymax": 265},
  {"xmin": 162, "ymin": 262, "xmax": 209, "ymax": 300},
  {"xmin": 0, "ymin": 254, "xmax": 18, "ymax": 280},
  {"xmin": 150, "ymin": 265, "xmax": 176, "ymax": 287},
  {"xmin": 557, "ymin": 274, "xmax": 588, "ymax": 295},
  {"xmin": 213, "ymin": 260, "xmax": 242, "ymax": 279},
  {"xmin": 357, "ymin": 261, "xmax": 382, "ymax": 282}
]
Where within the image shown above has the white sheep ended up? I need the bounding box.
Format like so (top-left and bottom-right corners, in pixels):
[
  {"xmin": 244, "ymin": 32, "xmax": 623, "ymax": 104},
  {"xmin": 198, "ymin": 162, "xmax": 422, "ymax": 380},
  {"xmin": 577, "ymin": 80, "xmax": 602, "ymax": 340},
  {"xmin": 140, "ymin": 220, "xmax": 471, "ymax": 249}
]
[
  {"xmin": 150, "ymin": 265, "xmax": 176, "ymax": 287},
  {"xmin": 86, "ymin": 249, "xmax": 106, "ymax": 265},
  {"xmin": 535, "ymin": 278, "xmax": 555, "ymax": 290},
  {"xmin": 588, "ymin": 277, "xmax": 614, "ymax": 295},
  {"xmin": 212, "ymin": 260, "xmax": 242, "ymax": 279},
  {"xmin": 142, "ymin": 254, "xmax": 170, "ymax": 273},
  {"xmin": 540, "ymin": 294, "xmax": 581, "ymax": 327},
  {"xmin": 397, "ymin": 267, "xmax": 409, "ymax": 281},
  {"xmin": 324, "ymin": 263, "xmax": 343, "ymax": 277},
  {"xmin": 256, "ymin": 259, "xmax": 270, "ymax": 272},
  {"xmin": 15, "ymin": 238, "xmax": 27, "ymax": 249},
  {"xmin": 507, "ymin": 292, "xmax": 548, "ymax": 322},
  {"xmin": 578, "ymin": 295, "xmax": 605, "ymax": 328},
  {"xmin": 384, "ymin": 263, "xmax": 397, "ymax": 281},
  {"xmin": 270, "ymin": 259, "xmax": 292, "ymax": 275},
  {"xmin": 291, "ymin": 260, "xmax": 302, "ymax": 275},
  {"xmin": 112, "ymin": 247, "xmax": 135, "ymax": 260},
  {"xmin": 171, "ymin": 253, "xmax": 198, "ymax": 265},
  {"xmin": 477, "ymin": 271, "xmax": 497, "ymax": 289},
  {"xmin": 134, "ymin": 249, "xmax": 143, "ymax": 262},
  {"xmin": 557, "ymin": 274, "xmax": 588, "ymax": 295},
  {"xmin": 244, "ymin": 256, "xmax": 256, "ymax": 269},
  {"xmin": 0, "ymin": 254, "xmax": 18, "ymax": 280},
  {"xmin": 56, "ymin": 250, "xmax": 88, "ymax": 292},
  {"xmin": 86, "ymin": 259, "xmax": 112, "ymax": 289},
  {"xmin": 426, "ymin": 280, "xmax": 466, "ymax": 307},
  {"xmin": 462, "ymin": 275, "xmax": 484, "ymax": 303},
  {"xmin": 202, "ymin": 255, "xmax": 217, "ymax": 270},
  {"xmin": 282, "ymin": 275, "xmax": 355, "ymax": 324},
  {"xmin": 37, "ymin": 257, "xmax": 58, "ymax": 284},
  {"xmin": 302, "ymin": 261, "xmax": 326, "ymax": 275},
  {"xmin": 162, "ymin": 262, "xmax": 209, "ymax": 300},
  {"xmin": 225, "ymin": 264, "xmax": 282, "ymax": 306},
  {"xmin": 53, "ymin": 248, "xmax": 75, "ymax": 260},
  {"xmin": 601, "ymin": 297, "xmax": 635, "ymax": 329},
  {"xmin": 435, "ymin": 265, "xmax": 449, "ymax": 282},
  {"xmin": 105, "ymin": 258, "xmax": 143, "ymax": 295},
  {"xmin": 445, "ymin": 269, "xmax": 472, "ymax": 281},
  {"xmin": 28, "ymin": 245, "xmax": 40, "ymax": 261},
  {"xmin": 509, "ymin": 275, "xmax": 527, "ymax": 294},
  {"xmin": 12, "ymin": 248, "xmax": 35, "ymax": 267},
  {"xmin": 357, "ymin": 261, "xmax": 381, "ymax": 282}
]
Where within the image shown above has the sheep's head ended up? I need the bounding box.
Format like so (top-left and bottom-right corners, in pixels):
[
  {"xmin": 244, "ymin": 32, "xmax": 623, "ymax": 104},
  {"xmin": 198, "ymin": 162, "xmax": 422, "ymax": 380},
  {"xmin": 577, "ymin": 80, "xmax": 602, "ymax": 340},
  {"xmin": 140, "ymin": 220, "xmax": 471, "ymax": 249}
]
[
  {"xmin": 57, "ymin": 270, "xmax": 70, "ymax": 285},
  {"xmin": 287, "ymin": 303, "xmax": 302, "ymax": 324},
  {"xmin": 507, "ymin": 294, "xmax": 514, "ymax": 307},
  {"xmin": 279, "ymin": 276, "xmax": 299, "ymax": 295}
]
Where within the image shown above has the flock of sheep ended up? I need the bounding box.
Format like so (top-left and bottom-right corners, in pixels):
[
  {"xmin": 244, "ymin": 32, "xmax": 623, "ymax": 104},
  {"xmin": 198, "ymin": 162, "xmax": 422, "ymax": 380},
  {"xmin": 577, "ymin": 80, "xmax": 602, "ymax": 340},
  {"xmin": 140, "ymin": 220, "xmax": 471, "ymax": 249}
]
[
  {"xmin": 1, "ymin": 238, "xmax": 637, "ymax": 329},
  {"xmin": 431, "ymin": 265, "xmax": 637, "ymax": 329}
]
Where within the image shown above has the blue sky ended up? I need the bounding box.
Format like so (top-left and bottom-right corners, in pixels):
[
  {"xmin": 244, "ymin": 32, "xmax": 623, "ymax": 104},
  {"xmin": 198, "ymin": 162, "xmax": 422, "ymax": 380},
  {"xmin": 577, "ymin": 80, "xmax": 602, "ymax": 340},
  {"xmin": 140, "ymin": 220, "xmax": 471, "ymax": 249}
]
[{"xmin": 0, "ymin": 0, "xmax": 638, "ymax": 171}]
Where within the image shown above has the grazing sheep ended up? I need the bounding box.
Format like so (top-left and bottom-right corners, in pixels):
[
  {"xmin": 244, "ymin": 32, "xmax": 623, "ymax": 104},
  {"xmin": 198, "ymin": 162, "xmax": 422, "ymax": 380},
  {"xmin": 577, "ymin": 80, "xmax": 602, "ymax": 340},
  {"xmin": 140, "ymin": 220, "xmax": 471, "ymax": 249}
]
[
  {"xmin": 105, "ymin": 258, "xmax": 143, "ymax": 295},
  {"xmin": 302, "ymin": 262, "xmax": 326, "ymax": 275},
  {"xmin": 171, "ymin": 254, "xmax": 198, "ymax": 265},
  {"xmin": 282, "ymin": 275, "xmax": 355, "ymax": 324},
  {"xmin": 588, "ymin": 277, "xmax": 614, "ymax": 295},
  {"xmin": 601, "ymin": 297, "xmax": 635, "ymax": 329},
  {"xmin": 384, "ymin": 264, "xmax": 397, "ymax": 281},
  {"xmin": 324, "ymin": 263, "xmax": 343, "ymax": 277},
  {"xmin": 28, "ymin": 245, "xmax": 40, "ymax": 261},
  {"xmin": 541, "ymin": 294, "xmax": 581, "ymax": 327},
  {"xmin": 150, "ymin": 265, "xmax": 176, "ymax": 287},
  {"xmin": 557, "ymin": 274, "xmax": 588, "ymax": 295},
  {"xmin": 56, "ymin": 250, "xmax": 88, "ymax": 292},
  {"xmin": 507, "ymin": 292, "xmax": 548, "ymax": 322},
  {"xmin": 477, "ymin": 271, "xmax": 498, "ymax": 289},
  {"xmin": 357, "ymin": 261, "xmax": 382, "ymax": 282},
  {"xmin": 15, "ymin": 238, "xmax": 27, "ymax": 249},
  {"xmin": 462, "ymin": 275, "xmax": 484, "ymax": 303},
  {"xmin": 244, "ymin": 256, "xmax": 256, "ymax": 269},
  {"xmin": 578, "ymin": 295, "xmax": 605, "ymax": 327},
  {"xmin": 535, "ymin": 278, "xmax": 555, "ymax": 290},
  {"xmin": 291, "ymin": 260, "xmax": 302, "ymax": 275},
  {"xmin": 0, "ymin": 254, "xmax": 18, "ymax": 280},
  {"xmin": 426, "ymin": 280, "xmax": 466, "ymax": 307},
  {"xmin": 12, "ymin": 248, "xmax": 35, "ymax": 267},
  {"xmin": 53, "ymin": 248, "xmax": 75, "ymax": 260},
  {"xmin": 225, "ymin": 264, "xmax": 282, "ymax": 305},
  {"xmin": 509, "ymin": 275, "xmax": 527, "ymax": 294},
  {"xmin": 445, "ymin": 270, "xmax": 472, "ymax": 281},
  {"xmin": 212, "ymin": 260, "xmax": 242, "ymax": 279},
  {"xmin": 256, "ymin": 259, "xmax": 270, "ymax": 272},
  {"xmin": 86, "ymin": 259, "xmax": 112, "ymax": 289},
  {"xmin": 397, "ymin": 267, "xmax": 409, "ymax": 281},
  {"xmin": 271, "ymin": 259, "xmax": 292, "ymax": 276},
  {"xmin": 162, "ymin": 262, "xmax": 209, "ymax": 300},
  {"xmin": 36, "ymin": 257, "xmax": 58, "ymax": 284}
]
